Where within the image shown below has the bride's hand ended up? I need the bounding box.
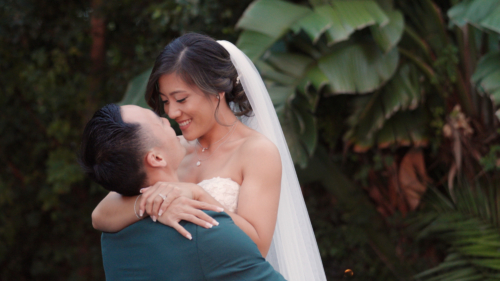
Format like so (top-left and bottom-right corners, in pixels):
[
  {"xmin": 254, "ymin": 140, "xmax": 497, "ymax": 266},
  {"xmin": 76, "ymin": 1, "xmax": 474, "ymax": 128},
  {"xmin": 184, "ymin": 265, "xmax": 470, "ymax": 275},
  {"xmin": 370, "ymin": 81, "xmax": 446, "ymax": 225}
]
[
  {"xmin": 139, "ymin": 182, "xmax": 223, "ymax": 239},
  {"xmin": 155, "ymin": 197, "xmax": 220, "ymax": 240}
]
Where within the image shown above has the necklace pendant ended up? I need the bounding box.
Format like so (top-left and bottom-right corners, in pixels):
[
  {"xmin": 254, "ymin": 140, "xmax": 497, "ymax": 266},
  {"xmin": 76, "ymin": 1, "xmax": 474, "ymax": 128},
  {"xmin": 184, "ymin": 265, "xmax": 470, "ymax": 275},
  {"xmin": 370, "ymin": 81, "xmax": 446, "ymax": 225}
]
[
  {"xmin": 196, "ymin": 161, "xmax": 201, "ymax": 167},
  {"xmin": 202, "ymin": 148, "xmax": 207, "ymax": 152}
]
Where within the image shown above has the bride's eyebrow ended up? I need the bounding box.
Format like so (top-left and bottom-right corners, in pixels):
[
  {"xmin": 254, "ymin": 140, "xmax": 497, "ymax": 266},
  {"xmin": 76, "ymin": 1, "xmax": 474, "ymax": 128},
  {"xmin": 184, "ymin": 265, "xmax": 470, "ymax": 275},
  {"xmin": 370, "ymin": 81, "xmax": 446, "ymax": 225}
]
[{"xmin": 168, "ymin": 90, "xmax": 190, "ymax": 96}]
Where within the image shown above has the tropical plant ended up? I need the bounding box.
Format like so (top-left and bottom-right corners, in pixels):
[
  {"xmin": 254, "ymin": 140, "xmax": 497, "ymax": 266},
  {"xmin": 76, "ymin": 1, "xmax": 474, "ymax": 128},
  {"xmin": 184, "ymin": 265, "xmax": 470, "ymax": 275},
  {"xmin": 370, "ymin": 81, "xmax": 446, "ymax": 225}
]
[
  {"xmin": 409, "ymin": 176, "xmax": 500, "ymax": 281},
  {"xmin": 235, "ymin": 0, "xmax": 499, "ymax": 167}
]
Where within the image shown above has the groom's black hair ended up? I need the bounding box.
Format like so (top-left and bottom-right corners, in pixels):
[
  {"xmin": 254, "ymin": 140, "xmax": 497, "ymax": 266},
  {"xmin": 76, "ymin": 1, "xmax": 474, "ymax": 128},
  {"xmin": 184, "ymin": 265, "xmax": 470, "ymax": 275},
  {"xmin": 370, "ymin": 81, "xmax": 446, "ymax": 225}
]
[{"xmin": 78, "ymin": 104, "xmax": 147, "ymax": 196}]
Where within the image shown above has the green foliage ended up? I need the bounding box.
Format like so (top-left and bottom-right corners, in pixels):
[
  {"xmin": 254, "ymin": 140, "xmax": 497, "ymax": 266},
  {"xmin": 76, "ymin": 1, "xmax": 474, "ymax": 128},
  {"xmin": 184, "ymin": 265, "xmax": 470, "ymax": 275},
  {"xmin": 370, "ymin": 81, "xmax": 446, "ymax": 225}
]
[
  {"xmin": 305, "ymin": 182, "xmax": 399, "ymax": 280},
  {"xmin": 410, "ymin": 179, "xmax": 500, "ymax": 280},
  {"xmin": 233, "ymin": 0, "xmax": 500, "ymax": 163},
  {"xmin": 480, "ymin": 145, "xmax": 500, "ymax": 172}
]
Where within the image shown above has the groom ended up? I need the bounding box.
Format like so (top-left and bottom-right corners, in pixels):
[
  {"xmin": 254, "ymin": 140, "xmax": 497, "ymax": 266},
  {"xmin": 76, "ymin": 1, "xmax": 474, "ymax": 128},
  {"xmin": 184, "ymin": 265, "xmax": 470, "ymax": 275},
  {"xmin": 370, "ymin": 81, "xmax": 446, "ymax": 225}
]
[{"xmin": 79, "ymin": 104, "xmax": 285, "ymax": 281}]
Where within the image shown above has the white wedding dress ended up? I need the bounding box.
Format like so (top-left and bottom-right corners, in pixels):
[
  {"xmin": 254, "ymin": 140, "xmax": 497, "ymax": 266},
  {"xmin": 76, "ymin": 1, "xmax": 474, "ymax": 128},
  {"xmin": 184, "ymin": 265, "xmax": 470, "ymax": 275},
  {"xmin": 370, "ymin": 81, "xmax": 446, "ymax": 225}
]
[{"xmin": 198, "ymin": 177, "xmax": 240, "ymax": 213}]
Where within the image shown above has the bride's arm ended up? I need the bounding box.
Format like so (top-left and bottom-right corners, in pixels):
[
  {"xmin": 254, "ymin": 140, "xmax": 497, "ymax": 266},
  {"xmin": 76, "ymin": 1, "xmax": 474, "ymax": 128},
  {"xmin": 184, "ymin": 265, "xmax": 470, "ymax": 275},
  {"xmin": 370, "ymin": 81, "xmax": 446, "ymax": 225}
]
[
  {"xmin": 92, "ymin": 192, "xmax": 143, "ymax": 232},
  {"xmin": 92, "ymin": 188, "xmax": 222, "ymax": 233},
  {"xmin": 218, "ymin": 138, "xmax": 282, "ymax": 257}
]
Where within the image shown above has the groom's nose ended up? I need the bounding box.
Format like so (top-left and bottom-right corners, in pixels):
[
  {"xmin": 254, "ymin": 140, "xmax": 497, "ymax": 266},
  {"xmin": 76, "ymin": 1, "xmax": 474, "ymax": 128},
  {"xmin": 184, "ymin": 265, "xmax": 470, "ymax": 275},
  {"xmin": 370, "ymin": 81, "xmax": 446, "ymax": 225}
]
[{"xmin": 161, "ymin": 117, "xmax": 171, "ymax": 127}]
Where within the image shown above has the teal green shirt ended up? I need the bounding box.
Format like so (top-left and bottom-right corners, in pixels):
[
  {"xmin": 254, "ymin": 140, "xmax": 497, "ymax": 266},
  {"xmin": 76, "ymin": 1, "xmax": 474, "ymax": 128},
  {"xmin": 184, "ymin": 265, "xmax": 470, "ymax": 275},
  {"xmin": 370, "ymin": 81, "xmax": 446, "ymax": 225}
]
[{"xmin": 101, "ymin": 211, "xmax": 286, "ymax": 281}]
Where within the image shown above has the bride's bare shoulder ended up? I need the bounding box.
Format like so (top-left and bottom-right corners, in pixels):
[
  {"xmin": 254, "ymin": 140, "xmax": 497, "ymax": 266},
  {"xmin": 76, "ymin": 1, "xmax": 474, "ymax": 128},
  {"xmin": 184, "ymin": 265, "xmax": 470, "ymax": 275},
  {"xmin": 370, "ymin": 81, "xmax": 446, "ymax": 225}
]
[{"xmin": 239, "ymin": 130, "xmax": 281, "ymax": 164}]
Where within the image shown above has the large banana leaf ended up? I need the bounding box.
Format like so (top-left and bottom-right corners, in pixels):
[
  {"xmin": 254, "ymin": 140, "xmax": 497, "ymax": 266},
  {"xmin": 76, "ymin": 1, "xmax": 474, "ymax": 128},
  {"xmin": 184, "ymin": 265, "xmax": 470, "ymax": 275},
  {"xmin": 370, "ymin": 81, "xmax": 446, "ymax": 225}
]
[
  {"xmin": 448, "ymin": 0, "xmax": 500, "ymax": 33},
  {"xmin": 343, "ymin": 64, "xmax": 423, "ymax": 150},
  {"xmin": 318, "ymin": 41, "xmax": 399, "ymax": 94},
  {"xmin": 472, "ymin": 51, "xmax": 500, "ymax": 105},
  {"xmin": 237, "ymin": 0, "xmax": 393, "ymax": 61},
  {"xmin": 348, "ymin": 108, "xmax": 427, "ymax": 152},
  {"xmin": 270, "ymin": 84, "xmax": 317, "ymax": 168},
  {"xmin": 236, "ymin": 0, "xmax": 310, "ymax": 61},
  {"xmin": 264, "ymin": 52, "xmax": 314, "ymax": 78},
  {"xmin": 236, "ymin": 0, "xmax": 408, "ymax": 163},
  {"xmin": 236, "ymin": 31, "xmax": 276, "ymax": 62},
  {"xmin": 236, "ymin": 0, "xmax": 310, "ymax": 38},
  {"xmin": 291, "ymin": 1, "xmax": 389, "ymax": 45},
  {"xmin": 370, "ymin": 9, "xmax": 404, "ymax": 53}
]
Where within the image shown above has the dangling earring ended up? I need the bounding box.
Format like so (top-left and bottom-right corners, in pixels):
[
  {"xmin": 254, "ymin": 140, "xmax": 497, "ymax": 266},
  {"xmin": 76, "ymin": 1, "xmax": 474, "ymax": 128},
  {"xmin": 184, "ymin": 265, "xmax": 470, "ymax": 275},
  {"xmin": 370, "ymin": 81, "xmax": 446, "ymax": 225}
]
[{"xmin": 217, "ymin": 95, "xmax": 220, "ymax": 99}]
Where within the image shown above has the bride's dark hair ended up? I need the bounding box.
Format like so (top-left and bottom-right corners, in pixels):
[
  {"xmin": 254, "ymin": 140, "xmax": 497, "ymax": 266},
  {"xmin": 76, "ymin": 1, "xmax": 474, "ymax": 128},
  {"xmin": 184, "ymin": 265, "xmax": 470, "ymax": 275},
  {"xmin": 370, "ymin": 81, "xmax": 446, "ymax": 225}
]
[{"xmin": 145, "ymin": 33, "xmax": 252, "ymax": 120}]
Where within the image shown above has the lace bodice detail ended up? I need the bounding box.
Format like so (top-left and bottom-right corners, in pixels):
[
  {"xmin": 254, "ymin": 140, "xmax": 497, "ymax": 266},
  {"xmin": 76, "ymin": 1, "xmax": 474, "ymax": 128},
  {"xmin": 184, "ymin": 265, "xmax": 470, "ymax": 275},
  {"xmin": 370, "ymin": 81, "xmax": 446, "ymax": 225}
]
[{"xmin": 197, "ymin": 177, "xmax": 240, "ymax": 213}]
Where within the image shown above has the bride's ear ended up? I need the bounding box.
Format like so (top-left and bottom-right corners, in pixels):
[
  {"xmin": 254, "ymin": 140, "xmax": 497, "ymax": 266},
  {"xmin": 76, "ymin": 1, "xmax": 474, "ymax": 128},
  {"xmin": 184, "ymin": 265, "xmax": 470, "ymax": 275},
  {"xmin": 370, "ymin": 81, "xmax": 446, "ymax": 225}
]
[{"xmin": 145, "ymin": 150, "xmax": 167, "ymax": 168}]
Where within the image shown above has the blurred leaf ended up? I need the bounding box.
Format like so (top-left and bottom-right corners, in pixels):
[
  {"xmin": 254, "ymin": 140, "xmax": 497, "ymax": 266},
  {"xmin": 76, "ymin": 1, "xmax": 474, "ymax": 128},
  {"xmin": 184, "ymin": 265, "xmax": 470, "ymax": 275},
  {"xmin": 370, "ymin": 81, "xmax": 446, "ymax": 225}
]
[
  {"xmin": 265, "ymin": 52, "xmax": 314, "ymax": 78},
  {"xmin": 46, "ymin": 148, "xmax": 84, "ymax": 195},
  {"xmin": 268, "ymin": 85, "xmax": 295, "ymax": 106},
  {"xmin": 274, "ymin": 87, "xmax": 317, "ymax": 167},
  {"xmin": 303, "ymin": 65, "xmax": 329, "ymax": 91},
  {"xmin": 291, "ymin": 1, "xmax": 389, "ymax": 45},
  {"xmin": 236, "ymin": 0, "xmax": 310, "ymax": 38},
  {"xmin": 398, "ymin": 149, "xmax": 429, "ymax": 211},
  {"xmin": 344, "ymin": 64, "xmax": 424, "ymax": 149},
  {"xmin": 319, "ymin": 41, "xmax": 399, "ymax": 94},
  {"xmin": 472, "ymin": 51, "xmax": 500, "ymax": 106},
  {"xmin": 370, "ymin": 9, "xmax": 404, "ymax": 53},
  {"xmin": 291, "ymin": 6, "xmax": 331, "ymax": 43},
  {"xmin": 236, "ymin": 30, "xmax": 276, "ymax": 61},
  {"xmin": 119, "ymin": 68, "xmax": 152, "ymax": 108},
  {"xmin": 412, "ymin": 181, "xmax": 500, "ymax": 280},
  {"xmin": 448, "ymin": 0, "xmax": 500, "ymax": 33}
]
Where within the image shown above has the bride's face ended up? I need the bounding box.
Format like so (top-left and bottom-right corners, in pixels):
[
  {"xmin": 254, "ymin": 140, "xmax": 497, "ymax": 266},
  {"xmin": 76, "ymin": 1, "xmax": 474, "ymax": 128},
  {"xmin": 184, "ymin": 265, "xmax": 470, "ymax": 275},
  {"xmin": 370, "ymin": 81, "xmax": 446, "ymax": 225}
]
[{"xmin": 158, "ymin": 73, "xmax": 218, "ymax": 141}]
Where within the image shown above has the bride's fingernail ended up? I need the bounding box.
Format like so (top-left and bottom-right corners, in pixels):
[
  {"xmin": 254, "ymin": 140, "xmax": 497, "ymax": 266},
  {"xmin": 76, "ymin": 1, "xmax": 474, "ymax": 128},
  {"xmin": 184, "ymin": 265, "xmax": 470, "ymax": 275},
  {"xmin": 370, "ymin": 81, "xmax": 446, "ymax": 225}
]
[
  {"xmin": 206, "ymin": 223, "xmax": 213, "ymax": 228},
  {"xmin": 152, "ymin": 216, "xmax": 157, "ymax": 222},
  {"xmin": 139, "ymin": 210, "xmax": 144, "ymax": 217},
  {"xmin": 158, "ymin": 210, "xmax": 163, "ymax": 217},
  {"xmin": 187, "ymin": 234, "xmax": 192, "ymax": 240},
  {"xmin": 216, "ymin": 207, "xmax": 224, "ymax": 212},
  {"xmin": 213, "ymin": 220, "xmax": 219, "ymax": 226}
]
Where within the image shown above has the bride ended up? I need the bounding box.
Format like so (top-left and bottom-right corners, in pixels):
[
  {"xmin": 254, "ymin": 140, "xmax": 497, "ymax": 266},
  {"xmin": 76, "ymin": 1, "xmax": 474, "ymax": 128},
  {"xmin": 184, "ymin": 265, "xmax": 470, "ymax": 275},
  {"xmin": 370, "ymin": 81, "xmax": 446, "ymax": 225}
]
[{"xmin": 92, "ymin": 33, "xmax": 326, "ymax": 280}]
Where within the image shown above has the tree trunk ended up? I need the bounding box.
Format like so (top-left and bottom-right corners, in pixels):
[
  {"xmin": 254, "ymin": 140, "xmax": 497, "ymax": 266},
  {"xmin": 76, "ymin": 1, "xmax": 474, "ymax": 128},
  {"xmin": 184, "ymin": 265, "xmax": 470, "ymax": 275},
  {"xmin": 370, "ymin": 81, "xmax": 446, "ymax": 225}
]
[{"xmin": 87, "ymin": 0, "xmax": 106, "ymax": 121}]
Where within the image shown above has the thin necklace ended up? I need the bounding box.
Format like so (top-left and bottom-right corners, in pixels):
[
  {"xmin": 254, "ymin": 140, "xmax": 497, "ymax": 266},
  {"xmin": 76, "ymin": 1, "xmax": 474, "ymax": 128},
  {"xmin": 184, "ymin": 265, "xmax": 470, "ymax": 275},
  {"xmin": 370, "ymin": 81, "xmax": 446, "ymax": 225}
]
[
  {"xmin": 196, "ymin": 119, "xmax": 238, "ymax": 152},
  {"xmin": 195, "ymin": 122, "xmax": 237, "ymax": 167}
]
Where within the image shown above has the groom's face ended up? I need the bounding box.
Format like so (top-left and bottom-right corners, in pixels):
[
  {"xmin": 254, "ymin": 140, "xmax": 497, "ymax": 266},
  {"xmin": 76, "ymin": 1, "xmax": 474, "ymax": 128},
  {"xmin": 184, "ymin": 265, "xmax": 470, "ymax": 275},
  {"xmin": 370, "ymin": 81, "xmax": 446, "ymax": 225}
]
[{"xmin": 121, "ymin": 105, "xmax": 186, "ymax": 170}]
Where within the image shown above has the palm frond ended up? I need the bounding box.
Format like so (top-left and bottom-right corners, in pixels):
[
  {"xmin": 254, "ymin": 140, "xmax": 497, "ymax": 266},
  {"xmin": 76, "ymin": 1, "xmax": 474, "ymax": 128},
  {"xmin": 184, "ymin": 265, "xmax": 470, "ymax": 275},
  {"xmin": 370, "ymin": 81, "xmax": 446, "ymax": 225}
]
[{"xmin": 412, "ymin": 181, "xmax": 500, "ymax": 280}]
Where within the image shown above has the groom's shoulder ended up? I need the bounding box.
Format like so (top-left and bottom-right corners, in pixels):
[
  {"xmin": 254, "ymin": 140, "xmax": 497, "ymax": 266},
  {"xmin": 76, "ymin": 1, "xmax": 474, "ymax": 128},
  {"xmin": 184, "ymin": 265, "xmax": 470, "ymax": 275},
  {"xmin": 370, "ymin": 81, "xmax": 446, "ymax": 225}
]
[
  {"xmin": 101, "ymin": 218, "xmax": 195, "ymax": 247},
  {"xmin": 197, "ymin": 211, "xmax": 286, "ymax": 280}
]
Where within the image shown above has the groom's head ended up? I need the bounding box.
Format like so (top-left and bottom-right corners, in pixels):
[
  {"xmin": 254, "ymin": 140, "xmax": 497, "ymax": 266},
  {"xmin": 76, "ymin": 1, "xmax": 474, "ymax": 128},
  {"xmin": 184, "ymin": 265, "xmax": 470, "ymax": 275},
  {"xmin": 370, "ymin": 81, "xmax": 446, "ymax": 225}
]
[{"xmin": 79, "ymin": 104, "xmax": 185, "ymax": 196}]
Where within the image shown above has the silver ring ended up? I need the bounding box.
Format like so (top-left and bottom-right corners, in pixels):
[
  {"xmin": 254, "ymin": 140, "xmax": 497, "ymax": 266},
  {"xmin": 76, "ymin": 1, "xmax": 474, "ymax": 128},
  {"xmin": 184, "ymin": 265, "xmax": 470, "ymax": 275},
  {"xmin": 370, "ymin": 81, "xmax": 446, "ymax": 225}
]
[{"xmin": 158, "ymin": 193, "xmax": 167, "ymax": 201}]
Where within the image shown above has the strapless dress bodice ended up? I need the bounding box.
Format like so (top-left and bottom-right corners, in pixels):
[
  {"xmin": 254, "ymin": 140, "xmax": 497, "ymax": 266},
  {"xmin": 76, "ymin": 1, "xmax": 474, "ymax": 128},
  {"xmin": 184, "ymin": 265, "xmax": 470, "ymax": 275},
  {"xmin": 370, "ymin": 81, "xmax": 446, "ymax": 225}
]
[{"xmin": 197, "ymin": 177, "xmax": 240, "ymax": 212}]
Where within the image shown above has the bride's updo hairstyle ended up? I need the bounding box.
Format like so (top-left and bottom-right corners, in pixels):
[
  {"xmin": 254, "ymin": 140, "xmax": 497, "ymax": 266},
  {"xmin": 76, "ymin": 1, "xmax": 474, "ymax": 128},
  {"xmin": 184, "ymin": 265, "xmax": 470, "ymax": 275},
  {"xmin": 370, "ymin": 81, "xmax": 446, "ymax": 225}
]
[{"xmin": 145, "ymin": 33, "xmax": 252, "ymax": 121}]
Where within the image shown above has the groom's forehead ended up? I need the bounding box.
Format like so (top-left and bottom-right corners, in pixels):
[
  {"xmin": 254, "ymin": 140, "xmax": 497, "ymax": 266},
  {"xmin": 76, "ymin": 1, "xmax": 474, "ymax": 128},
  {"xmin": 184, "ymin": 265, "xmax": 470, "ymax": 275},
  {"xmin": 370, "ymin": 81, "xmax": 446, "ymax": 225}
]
[{"xmin": 121, "ymin": 105, "xmax": 156, "ymax": 124}]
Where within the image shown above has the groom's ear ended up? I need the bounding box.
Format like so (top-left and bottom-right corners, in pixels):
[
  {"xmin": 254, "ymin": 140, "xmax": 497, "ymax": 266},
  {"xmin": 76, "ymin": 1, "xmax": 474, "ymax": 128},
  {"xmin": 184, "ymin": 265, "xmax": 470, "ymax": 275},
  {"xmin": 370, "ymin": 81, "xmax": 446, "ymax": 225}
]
[{"xmin": 145, "ymin": 150, "xmax": 167, "ymax": 168}]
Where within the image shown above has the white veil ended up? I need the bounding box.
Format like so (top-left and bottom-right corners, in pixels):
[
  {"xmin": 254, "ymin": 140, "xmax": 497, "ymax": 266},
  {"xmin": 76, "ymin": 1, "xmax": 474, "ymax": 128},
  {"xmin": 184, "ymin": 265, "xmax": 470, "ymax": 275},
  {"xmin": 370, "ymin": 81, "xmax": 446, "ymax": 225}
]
[{"xmin": 218, "ymin": 40, "xmax": 327, "ymax": 281}]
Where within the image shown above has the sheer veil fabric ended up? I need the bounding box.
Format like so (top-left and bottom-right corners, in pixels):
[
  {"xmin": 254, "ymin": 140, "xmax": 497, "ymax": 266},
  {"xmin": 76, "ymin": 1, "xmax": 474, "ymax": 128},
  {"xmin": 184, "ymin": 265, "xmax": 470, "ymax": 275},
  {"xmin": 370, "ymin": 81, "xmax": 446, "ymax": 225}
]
[{"xmin": 218, "ymin": 40, "xmax": 327, "ymax": 281}]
